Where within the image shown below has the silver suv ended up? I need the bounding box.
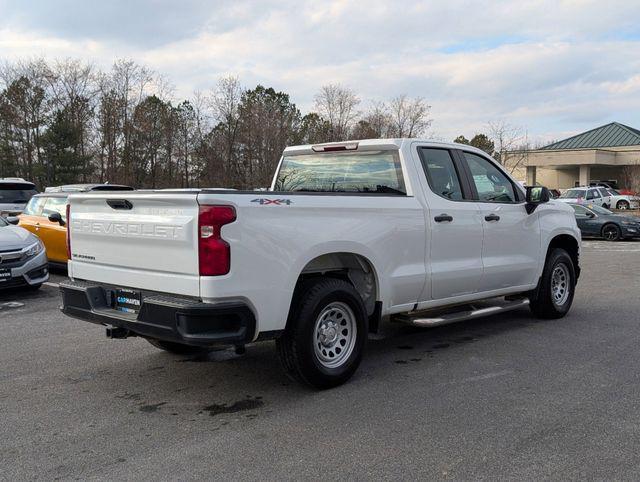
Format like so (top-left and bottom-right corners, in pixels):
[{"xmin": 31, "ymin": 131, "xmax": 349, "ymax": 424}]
[
  {"xmin": 558, "ymin": 186, "xmax": 611, "ymax": 208},
  {"xmin": 0, "ymin": 178, "xmax": 38, "ymax": 215}
]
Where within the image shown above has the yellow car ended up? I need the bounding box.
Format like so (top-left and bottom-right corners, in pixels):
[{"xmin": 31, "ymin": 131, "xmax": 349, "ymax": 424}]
[
  {"xmin": 19, "ymin": 193, "xmax": 69, "ymax": 265},
  {"xmin": 18, "ymin": 184, "xmax": 133, "ymax": 265}
]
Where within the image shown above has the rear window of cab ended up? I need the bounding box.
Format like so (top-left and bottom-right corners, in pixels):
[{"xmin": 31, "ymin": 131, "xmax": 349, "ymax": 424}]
[{"xmin": 274, "ymin": 150, "xmax": 406, "ymax": 195}]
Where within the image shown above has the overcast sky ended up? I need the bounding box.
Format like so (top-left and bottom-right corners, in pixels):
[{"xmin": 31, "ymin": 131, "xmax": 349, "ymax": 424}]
[{"xmin": 1, "ymin": 0, "xmax": 639, "ymax": 143}]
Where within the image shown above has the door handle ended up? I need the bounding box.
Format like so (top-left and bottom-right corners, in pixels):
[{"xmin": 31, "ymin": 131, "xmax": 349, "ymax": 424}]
[
  {"xmin": 434, "ymin": 214, "xmax": 453, "ymax": 223},
  {"xmin": 485, "ymin": 214, "xmax": 500, "ymax": 222}
]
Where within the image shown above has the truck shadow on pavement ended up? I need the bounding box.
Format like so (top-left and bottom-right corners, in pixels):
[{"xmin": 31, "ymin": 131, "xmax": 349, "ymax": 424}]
[{"xmin": 75, "ymin": 307, "xmax": 557, "ymax": 425}]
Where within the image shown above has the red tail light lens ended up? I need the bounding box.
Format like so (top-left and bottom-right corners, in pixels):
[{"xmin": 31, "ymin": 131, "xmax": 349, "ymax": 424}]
[
  {"xmin": 65, "ymin": 204, "xmax": 71, "ymax": 260},
  {"xmin": 198, "ymin": 205, "xmax": 236, "ymax": 276}
]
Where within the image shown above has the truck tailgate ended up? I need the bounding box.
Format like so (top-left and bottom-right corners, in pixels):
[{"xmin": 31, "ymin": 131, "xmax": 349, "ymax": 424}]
[{"xmin": 68, "ymin": 192, "xmax": 200, "ymax": 296}]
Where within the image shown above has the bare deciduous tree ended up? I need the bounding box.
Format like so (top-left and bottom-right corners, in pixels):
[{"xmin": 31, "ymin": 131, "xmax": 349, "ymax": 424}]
[
  {"xmin": 314, "ymin": 84, "xmax": 360, "ymax": 141},
  {"xmin": 488, "ymin": 121, "xmax": 529, "ymax": 174},
  {"xmin": 621, "ymin": 163, "xmax": 640, "ymax": 193},
  {"xmin": 210, "ymin": 75, "xmax": 243, "ymax": 183},
  {"xmin": 388, "ymin": 94, "xmax": 431, "ymax": 138}
]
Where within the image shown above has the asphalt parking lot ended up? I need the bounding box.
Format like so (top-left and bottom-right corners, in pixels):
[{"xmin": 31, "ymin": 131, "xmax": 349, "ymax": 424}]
[{"xmin": 2, "ymin": 241, "xmax": 640, "ymax": 480}]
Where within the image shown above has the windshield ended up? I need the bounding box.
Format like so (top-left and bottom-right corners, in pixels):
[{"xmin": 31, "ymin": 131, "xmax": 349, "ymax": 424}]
[
  {"xmin": 0, "ymin": 184, "xmax": 37, "ymax": 204},
  {"xmin": 608, "ymin": 189, "xmax": 621, "ymax": 195},
  {"xmin": 274, "ymin": 150, "xmax": 406, "ymax": 194},
  {"xmin": 560, "ymin": 189, "xmax": 585, "ymax": 199}
]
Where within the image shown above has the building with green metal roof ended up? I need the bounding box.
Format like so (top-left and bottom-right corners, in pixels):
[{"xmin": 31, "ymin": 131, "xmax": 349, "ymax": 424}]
[{"xmin": 506, "ymin": 122, "xmax": 640, "ymax": 190}]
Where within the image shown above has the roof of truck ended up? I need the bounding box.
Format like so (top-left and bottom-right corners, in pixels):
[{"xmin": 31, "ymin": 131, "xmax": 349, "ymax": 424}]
[
  {"xmin": 283, "ymin": 138, "xmax": 484, "ymax": 156},
  {"xmin": 284, "ymin": 138, "xmax": 478, "ymax": 154}
]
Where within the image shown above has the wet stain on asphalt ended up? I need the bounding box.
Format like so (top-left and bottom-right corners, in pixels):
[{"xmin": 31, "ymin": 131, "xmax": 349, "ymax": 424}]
[
  {"xmin": 139, "ymin": 402, "xmax": 167, "ymax": 413},
  {"xmin": 432, "ymin": 343, "xmax": 450, "ymax": 349},
  {"xmin": 116, "ymin": 392, "xmax": 142, "ymax": 401},
  {"xmin": 203, "ymin": 396, "xmax": 264, "ymax": 417}
]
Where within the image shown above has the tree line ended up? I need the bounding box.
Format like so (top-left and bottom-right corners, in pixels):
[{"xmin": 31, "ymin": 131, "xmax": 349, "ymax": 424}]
[{"xmin": 0, "ymin": 58, "xmax": 432, "ymax": 190}]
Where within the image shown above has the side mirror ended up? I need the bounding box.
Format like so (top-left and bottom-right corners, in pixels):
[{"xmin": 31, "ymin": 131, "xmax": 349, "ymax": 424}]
[
  {"xmin": 525, "ymin": 186, "xmax": 550, "ymax": 214},
  {"xmin": 6, "ymin": 216, "xmax": 19, "ymax": 225},
  {"xmin": 48, "ymin": 212, "xmax": 66, "ymax": 226}
]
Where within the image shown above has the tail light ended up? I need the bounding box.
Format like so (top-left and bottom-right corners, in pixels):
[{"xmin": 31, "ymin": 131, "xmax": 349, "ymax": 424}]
[
  {"xmin": 66, "ymin": 204, "xmax": 71, "ymax": 259},
  {"xmin": 198, "ymin": 205, "xmax": 236, "ymax": 276}
]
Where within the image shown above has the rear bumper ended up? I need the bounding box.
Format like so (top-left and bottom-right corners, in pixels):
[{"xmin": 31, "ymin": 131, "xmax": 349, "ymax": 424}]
[{"xmin": 60, "ymin": 280, "xmax": 256, "ymax": 346}]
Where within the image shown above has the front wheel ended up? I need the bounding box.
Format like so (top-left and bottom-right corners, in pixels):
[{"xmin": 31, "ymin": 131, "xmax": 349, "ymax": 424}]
[
  {"xmin": 617, "ymin": 200, "xmax": 630, "ymax": 210},
  {"xmin": 602, "ymin": 223, "xmax": 621, "ymax": 241},
  {"xmin": 529, "ymin": 248, "xmax": 576, "ymax": 319},
  {"xmin": 276, "ymin": 278, "xmax": 368, "ymax": 389}
]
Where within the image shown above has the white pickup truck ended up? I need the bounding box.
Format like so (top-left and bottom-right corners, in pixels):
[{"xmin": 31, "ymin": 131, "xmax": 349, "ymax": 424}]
[{"xmin": 61, "ymin": 139, "xmax": 581, "ymax": 388}]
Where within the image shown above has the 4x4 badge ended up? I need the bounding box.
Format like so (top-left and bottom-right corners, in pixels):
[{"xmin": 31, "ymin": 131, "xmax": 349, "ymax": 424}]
[{"xmin": 251, "ymin": 198, "xmax": 293, "ymax": 205}]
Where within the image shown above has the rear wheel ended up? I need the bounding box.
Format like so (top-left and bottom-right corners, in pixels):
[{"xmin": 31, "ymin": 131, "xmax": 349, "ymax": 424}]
[
  {"xmin": 617, "ymin": 200, "xmax": 630, "ymax": 210},
  {"xmin": 276, "ymin": 278, "xmax": 368, "ymax": 389},
  {"xmin": 146, "ymin": 339, "xmax": 212, "ymax": 355},
  {"xmin": 529, "ymin": 248, "xmax": 576, "ymax": 319},
  {"xmin": 602, "ymin": 223, "xmax": 621, "ymax": 241}
]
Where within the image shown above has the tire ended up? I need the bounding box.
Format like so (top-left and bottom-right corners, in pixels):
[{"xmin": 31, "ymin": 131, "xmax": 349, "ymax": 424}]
[
  {"xmin": 617, "ymin": 200, "xmax": 630, "ymax": 210},
  {"xmin": 601, "ymin": 223, "xmax": 621, "ymax": 241},
  {"xmin": 276, "ymin": 278, "xmax": 368, "ymax": 389},
  {"xmin": 529, "ymin": 248, "xmax": 576, "ymax": 319},
  {"xmin": 146, "ymin": 338, "xmax": 212, "ymax": 355},
  {"xmin": 603, "ymin": 203, "xmax": 610, "ymax": 209}
]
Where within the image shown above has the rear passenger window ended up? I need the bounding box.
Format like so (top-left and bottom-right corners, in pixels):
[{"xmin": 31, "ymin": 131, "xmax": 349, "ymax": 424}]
[
  {"xmin": 571, "ymin": 205, "xmax": 589, "ymax": 216},
  {"xmin": 464, "ymin": 152, "xmax": 517, "ymax": 203},
  {"xmin": 418, "ymin": 148, "xmax": 464, "ymax": 201}
]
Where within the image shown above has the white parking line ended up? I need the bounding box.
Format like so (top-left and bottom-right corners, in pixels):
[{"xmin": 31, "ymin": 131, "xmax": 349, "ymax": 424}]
[
  {"xmin": 43, "ymin": 282, "xmax": 59, "ymax": 288},
  {"xmin": 582, "ymin": 241, "xmax": 640, "ymax": 252}
]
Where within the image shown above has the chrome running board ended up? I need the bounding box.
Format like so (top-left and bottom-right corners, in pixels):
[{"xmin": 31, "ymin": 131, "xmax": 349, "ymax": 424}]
[{"xmin": 395, "ymin": 297, "xmax": 530, "ymax": 328}]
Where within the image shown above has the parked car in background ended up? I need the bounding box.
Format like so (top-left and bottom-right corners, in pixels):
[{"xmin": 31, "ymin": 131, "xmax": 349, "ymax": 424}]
[
  {"xmin": 0, "ymin": 178, "xmax": 38, "ymax": 216},
  {"xmin": 18, "ymin": 184, "xmax": 133, "ymax": 265},
  {"xmin": 549, "ymin": 189, "xmax": 561, "ymax": 199},
  {"xmin": 569, "ymin": 203, "xmax": 640, "ymax": 241},
  {"xmin": 604, "ymin": 188, "xmax": 640, "ymax": 210},
  {"xmin": 558, "ymin": 186, "xmax": 612, "ymax": 208},
  {"xmin": 0, "ymin": 215, "xmax": 49, "ymax": 289}
]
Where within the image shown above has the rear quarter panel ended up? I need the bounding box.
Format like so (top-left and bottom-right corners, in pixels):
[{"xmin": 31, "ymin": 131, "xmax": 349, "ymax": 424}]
[{"xmin": 197, "ymin": 192, "xmax": 427, "ymax": 334}]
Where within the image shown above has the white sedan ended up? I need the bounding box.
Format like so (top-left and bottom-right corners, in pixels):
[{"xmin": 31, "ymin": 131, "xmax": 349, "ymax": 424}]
[{"xmin": 605, "ymin": 189, "xmax": 640, "ymax": 210}]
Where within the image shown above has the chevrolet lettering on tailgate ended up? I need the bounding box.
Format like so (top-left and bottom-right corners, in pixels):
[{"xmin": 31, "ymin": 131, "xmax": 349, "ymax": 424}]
[{"xmin": 71, "ymin": 219, "xmax": 186, "ymax": 240}]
